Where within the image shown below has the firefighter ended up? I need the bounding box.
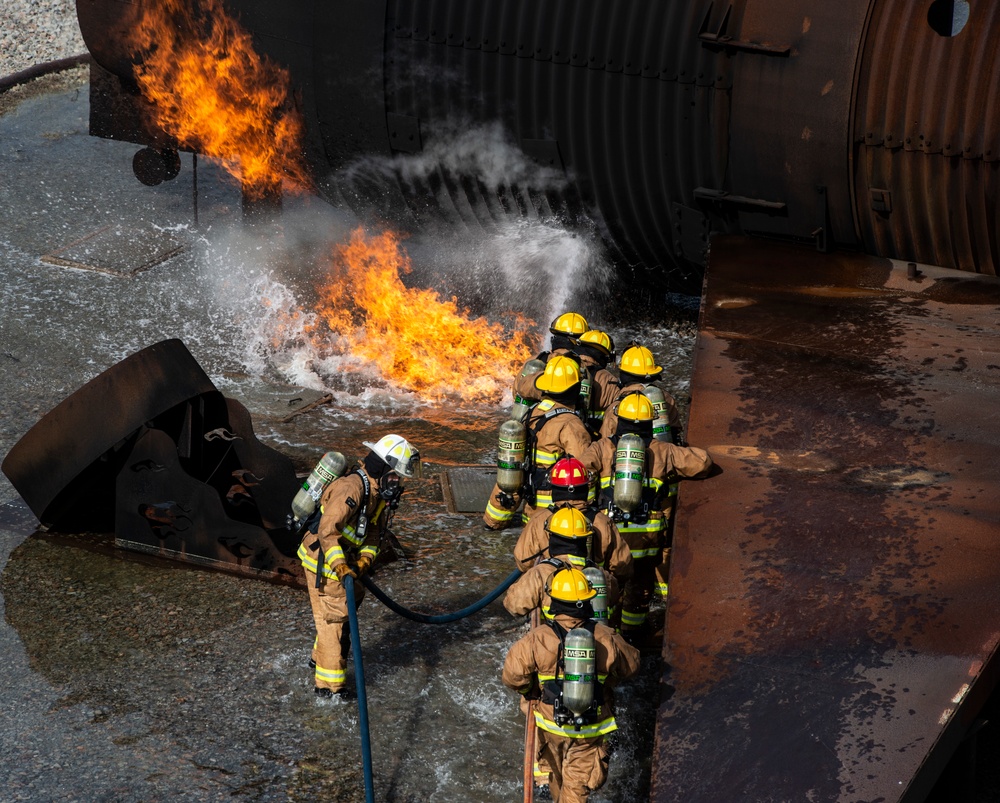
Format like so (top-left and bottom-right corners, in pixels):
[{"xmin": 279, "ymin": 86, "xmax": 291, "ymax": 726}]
[
  {"xmin": 582, "ymin": 392, "xmax": 712, "ymax": 642},
  {"xmin": 510, "ymin": 312, "xmax": 589, "ymax": 412},
  {"xmin": 504, "ymin": 505, "xmax": 620, "ymax": 621},
  {"xmin": 575, "ymin": 329, "xmax": 620, "ymax": 438},
  {"xmin": 599, "ymin": 343, "xmax": 683, "ymax": 443},
  {"xmin": 502, "ymin": 567, "xmax": 640, "ymax": 803},
  {"xmin": 298, "ymin": 434, "xmax": 421, "ymax": 697},
  {"xmin": 513, "ymin": 458, "xmax": 632, "ymax": 603},
  {"xmin": 484, "ymin": 356, "xmax": 592, "ymax": 530}
]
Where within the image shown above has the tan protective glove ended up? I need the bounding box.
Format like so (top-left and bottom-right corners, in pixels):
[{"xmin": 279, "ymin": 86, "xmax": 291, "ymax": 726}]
[
  {"xmin": 333, "ymin": 562, "xmax": 356, "ymax": 581},
  {"xmin": 355, "ymin": 555, "xmax": 374, "ymax": 576}
]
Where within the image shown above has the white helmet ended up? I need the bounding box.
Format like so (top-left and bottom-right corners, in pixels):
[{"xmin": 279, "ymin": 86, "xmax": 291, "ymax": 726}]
[{"xmin": 363, "ymin": 434, "xmax": 422, "ymax": 478}]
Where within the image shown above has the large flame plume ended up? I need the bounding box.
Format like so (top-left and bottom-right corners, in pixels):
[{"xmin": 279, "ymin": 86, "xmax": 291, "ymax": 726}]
[
  {"xmin": 311, "ymin": 228, "xmax": 536, "ymax": 402},
  {"xmin": 130, "ymin": 0, "xmax": 309, "ymax": 197}
]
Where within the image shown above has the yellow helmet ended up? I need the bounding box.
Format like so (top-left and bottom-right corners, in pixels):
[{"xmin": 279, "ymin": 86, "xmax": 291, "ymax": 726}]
[
  {"xmin": 616, "ymin": 392, "xmax": 655, "ymax": 422},
  {"xmin": 577, "ymin": 329, "xmax": 614, "ymax": 359},
  {"xmin": 549, "ymin": 312, "xmax": 588, "ymax": 338},
  {"xmin": 534, "ymin": 355, "xmax": 581, "ymax": 394},
  {"xmin": 545, "ymin": 506, "xmax": 593, "ymax": 539},
  {"xmin": 548, "ymin": 566, "xmax": 597, "ymax": 602},
  {"xmin": 619, "ymin": 344, "xmax": 662, "ymax": 378}
]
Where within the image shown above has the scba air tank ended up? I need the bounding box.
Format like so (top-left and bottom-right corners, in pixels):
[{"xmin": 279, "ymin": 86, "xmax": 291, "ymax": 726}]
[
  {"xmin": 613, "ymin": 433, "xmax": 645, "ymax": 513},
  {"xmin": 496, "ymin": 419, "xmax": 526, "ymax": 493},
  {"xmin": 578, "ymin": 367, "xmax": 593, "ymax": 411},
  {"xmin": 644, "ymin": 385, "xmax": 671, "ymax": 442},
  {"xmin": 583, "ymin": 567, "xmax": 609, "ymax": 622},
  {"xmin": 561, "ymin": 627, "xmax": 596, "ymax": 716},
  {"xmin": 290, "ymin": 451, "xmax": 347, "ymax": 523},
  {"xmin": 511, "ymin": 358, "xmax": 546, "ymax": 422}
]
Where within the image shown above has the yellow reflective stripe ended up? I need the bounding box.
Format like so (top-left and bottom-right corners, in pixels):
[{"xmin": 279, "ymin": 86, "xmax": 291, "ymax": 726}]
[
  {"xmin": 535, "ymin": 450, "xmax": 559, "ymax": 466},
  {"xmin": 297, "ymin": 541, "xmax": 340, "ymax": 580},
  {"xmin": 535, "ymin": 490, "xmax": 553, "ymax": 507},
  {"xmin": 537, "ymin": 400, "xmax": 556, "ymax": 412},
  {"xmin": 314, "ymin": 665, "xmax": 345, "ymax": 684},
  {"xmin": 599, "ymin": 477, "xmax": 612, "ymax": 490},
  {"xmin": 621, "ymin": 610, "xmax": 647, "ymax": 626},
  {"xmin": 360, "ymin": 545, "xmax": 378, "ymax": 559},
  {"xmin": 629, "ymin": 547, "xmax": 661, "ymax": 559},
  {"xmin": 486, "ymin": 500, "xmax": 516, "ymax": 520},
  {"xmin": 655, "ymin": 582, "xmax": 669, "ymax": 598},
  {"xmin": 340, "ymin": 523, "xmax": 363, "ymax": 545},
  {"xmin": 618, "ymin": 520, "xmax": 665, "ymax": 535},
  {"xmin": 534, "ymin": 711, "xmax": 618, "ymax": 738},
  {"xmin": 326, "ymin": 544, "xmax": 346, "ymax": 565}
]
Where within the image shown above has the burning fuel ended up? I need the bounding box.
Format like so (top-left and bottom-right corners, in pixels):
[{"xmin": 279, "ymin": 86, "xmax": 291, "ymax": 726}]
[
  {"xmin": 130, "ymin": 0, "xmax": 309, "ymax": 199},
  {"xmin": 309, "ymin": 227, "xmax": 535, "ymax": 402}
]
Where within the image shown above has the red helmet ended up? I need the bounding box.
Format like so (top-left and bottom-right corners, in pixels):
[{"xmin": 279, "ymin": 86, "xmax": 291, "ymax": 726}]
[{"xmin": 550, "ymin": 457, "xmax": 588, "ymax": 488}]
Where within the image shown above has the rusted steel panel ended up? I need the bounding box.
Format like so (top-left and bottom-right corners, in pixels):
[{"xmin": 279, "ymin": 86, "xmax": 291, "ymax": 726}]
[
  {"xmin": 1, "ymin": 340, "xmax": 301, "ymax": 581},
  {"xmin": 854, "ymin": 1, "xmax": 1000, "ymax": 275},
  {"xmin": 653, "ymin": 236, "xmax": 1000, "ymax": 801},
  {"xmin": 1, "ymin": 339, "xmax": 217, "ymax": 527},
  {"xmin": 729, "ymin": 0, "xmax": 870, "ymax": 249}
]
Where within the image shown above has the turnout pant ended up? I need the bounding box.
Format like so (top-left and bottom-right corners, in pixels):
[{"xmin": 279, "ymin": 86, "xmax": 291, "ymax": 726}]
[
  {"xmin": 305, "ymin": 569, "xmax": 366, "ymax": 691},
  {"xmin": 537, "ymin": 730, "xmax": 609, "ymax": 803}
]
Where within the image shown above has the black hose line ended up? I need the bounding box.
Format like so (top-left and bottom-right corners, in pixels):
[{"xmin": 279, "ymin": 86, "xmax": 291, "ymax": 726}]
[{"xmin": 360, "ymin": 568, "xmax": 522, "ymax": 624}]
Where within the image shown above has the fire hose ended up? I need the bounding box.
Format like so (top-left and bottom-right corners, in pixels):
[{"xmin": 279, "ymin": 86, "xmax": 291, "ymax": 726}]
[
  {"xmin": 339, "ymin": 568, "xmax": 522, "ymax": 803},
  {"xmin": 343, "ymin": 574, "xmax": 375, "ymax": 803},
  {"xmin": 359, "ymin": 568, "xmax": 522, "ymax": 624}
]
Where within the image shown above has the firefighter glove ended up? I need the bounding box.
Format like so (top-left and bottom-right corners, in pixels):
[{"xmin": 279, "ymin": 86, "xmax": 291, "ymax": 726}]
[
  {"xmin": 355, "ymin": 555, "xmax": 374, "ymax": 576},
  {"xmin": 333, "ymin": 562, "xmax": 356, "ymax": 580}
]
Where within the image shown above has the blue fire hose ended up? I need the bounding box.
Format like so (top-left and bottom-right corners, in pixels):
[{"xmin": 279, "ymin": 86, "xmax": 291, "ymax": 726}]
[
  {"xmin": 360, "ymin": 568, "xmax": 522, "ymax": 623},
  {"xmin": 343, "ymin": 574, "xmax": 375, "ymax": 803},
  {"xmin": 339, "ymin": 568, "xmax": 521, "ymax": 802}
]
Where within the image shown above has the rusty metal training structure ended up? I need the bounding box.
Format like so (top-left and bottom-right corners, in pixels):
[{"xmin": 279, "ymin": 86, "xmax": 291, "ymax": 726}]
[
  {"xmin": 58, "ymin": 0, "xmax": 1000, "ymax": 799},
  {"xmin": 2, "ymin": 340, "xmax": 302, "ymax": 582},
  {"xmin": 77, "ymin": 0, "xmax": 999, "ymax": 290}
]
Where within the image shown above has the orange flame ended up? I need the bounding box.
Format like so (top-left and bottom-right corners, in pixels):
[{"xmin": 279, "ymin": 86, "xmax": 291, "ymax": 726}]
[
  {"xmin": 130, "ymin": 0, "xmax": 308, "ymax": 197},
  {"xmin": 312, "ymin": 228, "xmax": 536, "ymax": 401}
]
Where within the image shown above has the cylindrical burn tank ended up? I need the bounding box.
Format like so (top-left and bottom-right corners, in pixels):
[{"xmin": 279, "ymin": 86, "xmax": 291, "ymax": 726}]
[{"xmin": 76, "ymin": 0, "xmax": 1000, "ymax": 288}]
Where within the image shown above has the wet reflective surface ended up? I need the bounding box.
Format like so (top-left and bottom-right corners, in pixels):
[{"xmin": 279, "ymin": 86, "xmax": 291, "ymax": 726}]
[
  {"xmin": 656, "ymin": 237, "xmax": 1000, "ymax": 802},
  {"xmin": 0, "ymin": 69, "xmax": 695, "ymax": 801}
]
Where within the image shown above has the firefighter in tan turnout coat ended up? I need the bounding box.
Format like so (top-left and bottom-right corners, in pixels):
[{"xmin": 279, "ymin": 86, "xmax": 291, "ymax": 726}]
[
  {"xmin": 503, "ymin": 567, "xmax": 640, "ymax": 803},
  {"xmin": 298, "ymin": 434, "xmax": 420, "ymax": 697}
]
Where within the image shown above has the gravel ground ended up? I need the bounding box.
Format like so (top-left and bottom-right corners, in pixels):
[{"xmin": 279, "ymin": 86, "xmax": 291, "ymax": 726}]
[{"xmin": 0, "ymin": 0, "xmax": 85, "ymax": 77}]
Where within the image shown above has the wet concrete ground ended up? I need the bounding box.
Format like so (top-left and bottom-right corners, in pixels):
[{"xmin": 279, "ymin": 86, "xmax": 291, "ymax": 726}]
[{"xmin": 0, "ymin": 66, "xmax": 695, "ymax": 801}]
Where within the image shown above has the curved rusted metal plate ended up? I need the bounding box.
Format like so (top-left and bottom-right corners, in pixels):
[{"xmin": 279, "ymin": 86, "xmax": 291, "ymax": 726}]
[
  {"xmin": 853, "ymin": 1, "xmax": 1000, "ymax": 275},
  {"xmin": 654, "ymin": 236, "xmax": 1000, "ymax": 801},
  {"xmin": 1, "ymin": 339, "xmax": 217, "ymax": 528}
]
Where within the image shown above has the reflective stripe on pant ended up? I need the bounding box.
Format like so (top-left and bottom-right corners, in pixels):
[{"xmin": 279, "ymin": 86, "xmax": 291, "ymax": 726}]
[
  {"xmin": 483, "ymin": 481, "xmax": 521, "ymax": 528},
  {"xmin": 305, "ymin": 569, "xmax": 365, "ymax": 691},
  {"xmin": 654, "ymin": 547, "xmax": 671, "ymax": 599},
  {"xmin": 538, "ymin": 729, "xmax": 610, "ymax": 803},
  {"xmin": 621, "ymin": 554, "xmax": 657, "ymax": 630}
]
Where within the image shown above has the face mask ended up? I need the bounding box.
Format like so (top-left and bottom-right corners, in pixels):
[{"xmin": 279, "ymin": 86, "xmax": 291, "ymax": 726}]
[{"xmin": 379, "ymin": 472, "xmax": 404, "ymax": 508}]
